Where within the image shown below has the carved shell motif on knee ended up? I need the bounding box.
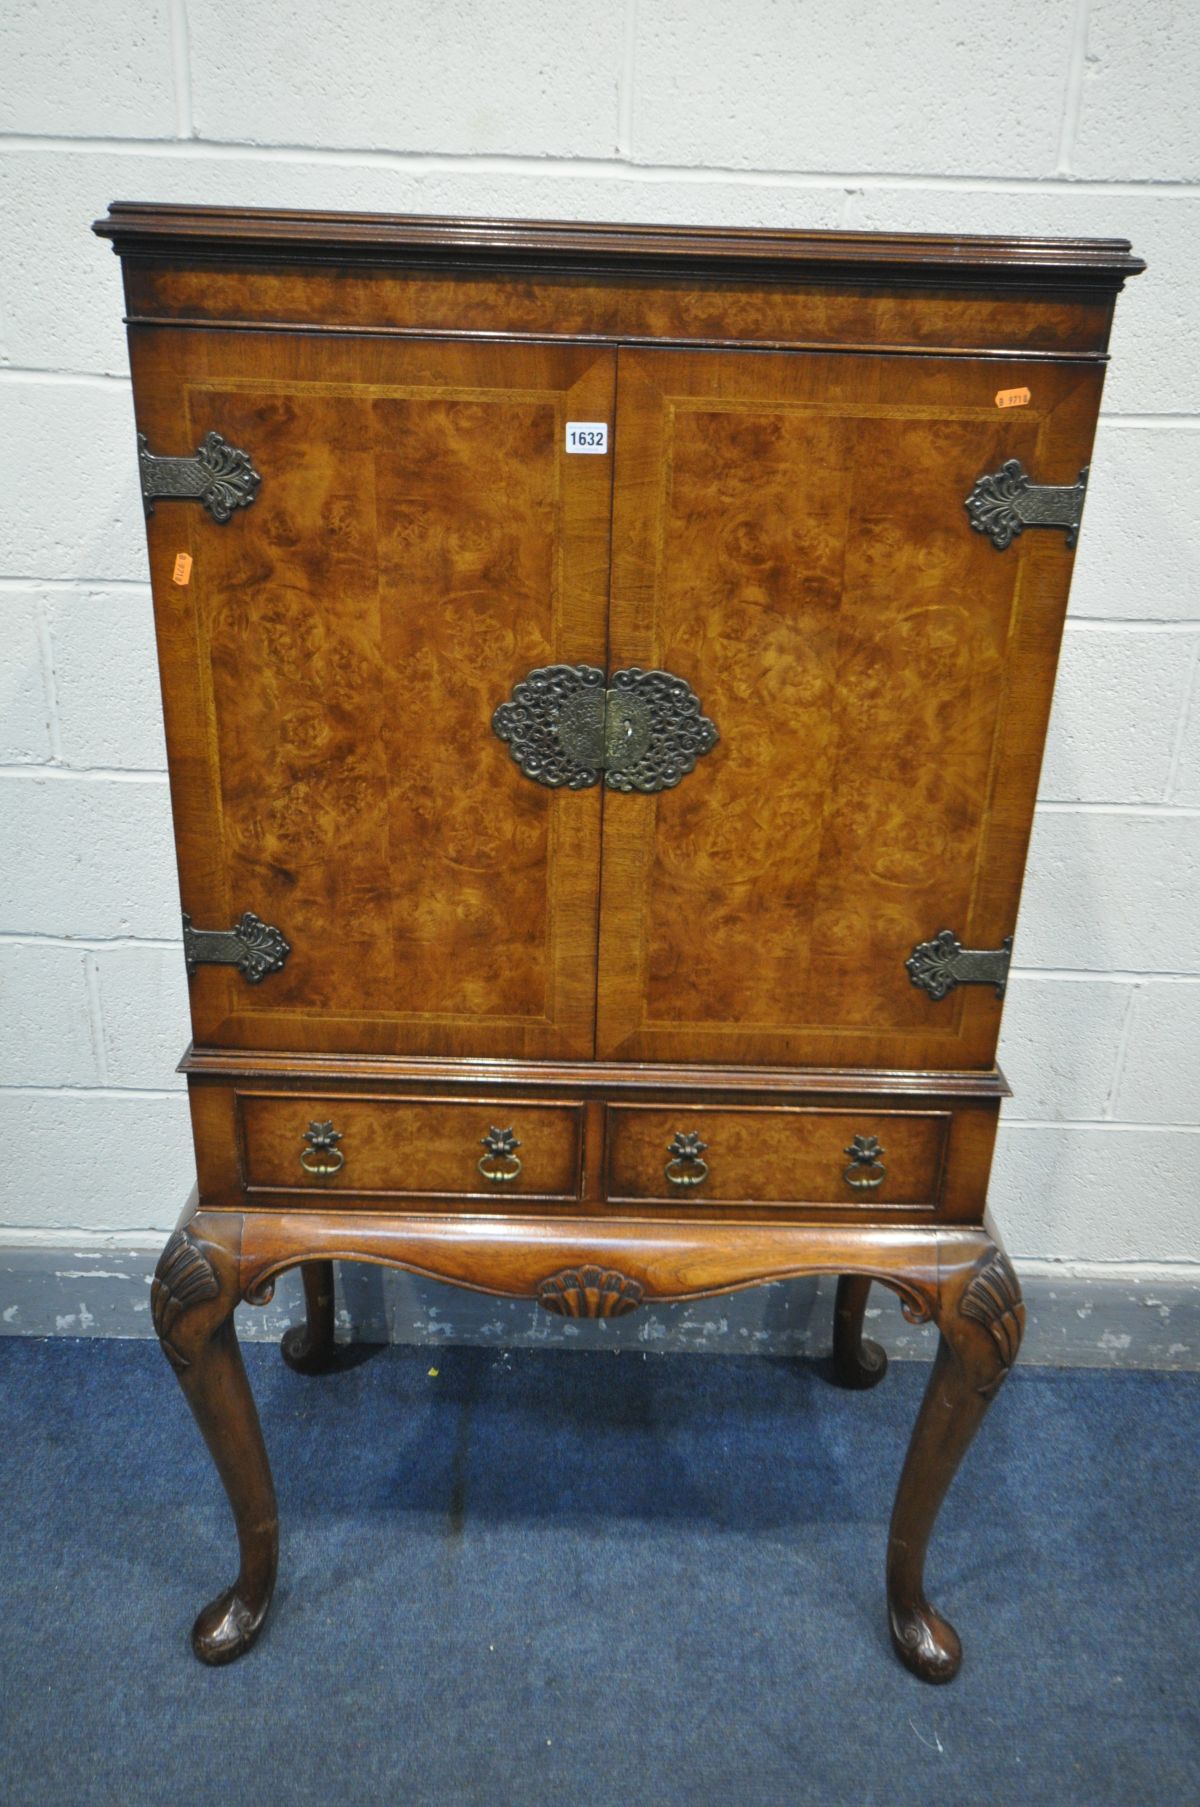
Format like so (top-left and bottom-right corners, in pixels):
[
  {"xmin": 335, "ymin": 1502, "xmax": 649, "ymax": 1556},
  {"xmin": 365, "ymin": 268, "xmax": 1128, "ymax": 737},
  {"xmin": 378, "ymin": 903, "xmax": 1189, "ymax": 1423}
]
[
  {"xmin": 151, "ymin": 1230, "xmax": 220, "ymax": 1370},
  {"xmin": 960, "ymin": 1251, "xmax": 1024, "ymax": 1393}
]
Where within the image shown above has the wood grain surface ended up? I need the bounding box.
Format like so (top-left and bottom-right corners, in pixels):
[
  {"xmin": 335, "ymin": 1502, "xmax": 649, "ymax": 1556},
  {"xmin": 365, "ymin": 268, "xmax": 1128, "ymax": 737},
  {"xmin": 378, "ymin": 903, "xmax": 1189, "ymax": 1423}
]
[
  {"xmin": 604, "ymin": 1103, "xmax": 947, "ymax": 1207},
  {"xmin": 131, "ymin": 329, "xmax": 614, "ymax": 1058},
  {"xmin": 595, "ymin": 346, "xmax": 1103, "ymax": 1068},
  {"xmin": 239, "ymin": 1092, "xmax": 584, "ymax": 1202}
]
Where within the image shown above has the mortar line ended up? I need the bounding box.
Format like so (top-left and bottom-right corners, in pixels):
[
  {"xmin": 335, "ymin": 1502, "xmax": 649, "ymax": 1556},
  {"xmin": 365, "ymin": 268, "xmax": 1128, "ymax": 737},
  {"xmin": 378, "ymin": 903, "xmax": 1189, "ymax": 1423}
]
[
  {"xmin": 0, "ymin": 1085, "xmax": 183, "ymax": 1102},
  {"xmin": 0, "ymin": 933, "xmax": 181, "ymax": 949},
  {"xmin": 168, "ymin": 0, "xmax": 193, "ymax": 140},
  {"xmin": 0, "ymin": 765, "xmax": 168, "ymax": 782},
  {"xmin": 82, "ymin": 951, "xmax": 110, "ymax": 1086},
  {"xmin": 1056, "ymin": 0, "xmax": 1091, "ymax": 177},
  {"xmin": 617, "ymin": 0, "xmax": 636, "ymax": 159},
  {"xmin": 0, "ymin": 1228, "xmax": 171, "ymax": 1249},
  {"xmin": 1010, "ymin": 966, "xmax": 1199, "ymax": 982},
  {"xmin": 1064, "ymin": 620, "xmax": 1200, "ymax": 634},
  {"xmin": 1100, "ymin": 416, "xmax": 1200, "ymax": 431},
  {"xmin": 1001, "ymin": 1119, "xmax": 1200, "ymax": 1133},
  {"xmin": 0, "ymin": 578, "xmax": 149, "ymax": 594},
  {"xmin": 31, "ymin": 598, "xmax": 64, "ymax": 763},
  {"xmin": 1034, "ymin": 799, "xmax": 1200, "ymax": 817},
  {"xmin": 1012, "ymin": 1255, "xmax": 1200, "ymax": 1281},
  {"xmin": 1163, "ymin": 633, "xmax": 1200, "ymax": 803},
  {"xmin": 0, "ymin": 369, "xmax": 130, "ymax": 389},
  {"xmin": 7, "ymin": 130, "xmax": 1200, "ymax": 195},
  {"xmin": 1101, "ymin": 980, "xmax": 1140, "ymax": 1119}
]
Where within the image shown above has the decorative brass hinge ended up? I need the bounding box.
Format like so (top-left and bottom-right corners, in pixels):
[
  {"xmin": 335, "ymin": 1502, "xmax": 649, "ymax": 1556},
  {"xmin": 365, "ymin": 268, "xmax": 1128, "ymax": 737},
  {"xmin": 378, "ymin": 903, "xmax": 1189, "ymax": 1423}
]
[
  {"xmin": 182, "ymin": 911, "xmax": 291, "ymax": 984},
  {"xmin": 965, "ymin": 459, "xmax": 1088, "ymax": 550},
  {"xmin": 492, "ymin": 663, "xmax": 719, "ymax": 793},
  {"xmin": 906, "ymin": 930, "xmax": 1012, "ymax": 1001},
  {"xmin": 139, "ymin": 430, "xmax": 261, "ymax": 522}
]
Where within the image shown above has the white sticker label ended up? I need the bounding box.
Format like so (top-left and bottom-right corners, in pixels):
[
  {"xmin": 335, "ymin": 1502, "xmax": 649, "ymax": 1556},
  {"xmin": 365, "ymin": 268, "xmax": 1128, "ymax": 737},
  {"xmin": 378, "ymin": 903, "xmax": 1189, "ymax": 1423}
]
[{"xmin": 565, "ymin": 421, "xmax": 609, "ymax": 454}]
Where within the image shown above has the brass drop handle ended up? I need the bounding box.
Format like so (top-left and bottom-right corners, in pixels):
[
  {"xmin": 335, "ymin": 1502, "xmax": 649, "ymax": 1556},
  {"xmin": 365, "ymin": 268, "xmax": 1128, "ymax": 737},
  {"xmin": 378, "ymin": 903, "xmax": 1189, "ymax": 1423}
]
[
  {"xmin": 665, "ymin": 1130, "xmax": 709, "ymax": 1189},
  {"xmin": 479, "ymin": 1125, "xmax": 522, "ymax": 1184},
  {"xmin": 300, "ymin": 1119, "xmax": 344, "ymax": 1178},
  {"xmin": 843, "ymin": 1134, "xmax": 885, "ymax": 1192}
]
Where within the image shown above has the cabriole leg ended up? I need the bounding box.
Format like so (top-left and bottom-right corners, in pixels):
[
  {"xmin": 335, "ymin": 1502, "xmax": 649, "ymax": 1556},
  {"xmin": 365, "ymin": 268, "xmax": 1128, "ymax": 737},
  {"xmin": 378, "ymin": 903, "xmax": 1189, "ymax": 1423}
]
[
  {"xmin": 886, "ymin": 1239, "xmax": 1024, "ymax": 1683},
  {"xmin": 832, "ymin": 1274, "xmax": 887, "ymax": 1388},
  {"xmin": 152, "ymin": 1217, "xmax": 278, "ymax": 1665},
  {"xmin": 281, "ymin": 1259, "xmax": 337, "ymax": 1374}
]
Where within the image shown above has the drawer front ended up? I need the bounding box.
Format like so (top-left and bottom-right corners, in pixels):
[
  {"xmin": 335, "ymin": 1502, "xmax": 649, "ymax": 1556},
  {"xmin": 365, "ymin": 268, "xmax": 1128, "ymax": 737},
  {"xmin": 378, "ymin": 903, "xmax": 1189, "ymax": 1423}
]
[
  {"xmin": 605, "ymin": 1106, "xmax": 948, "ymax": 1207},
  {"xmin": 239, "ymin": 1094, "xmax": 584, "ymax": 1201}
]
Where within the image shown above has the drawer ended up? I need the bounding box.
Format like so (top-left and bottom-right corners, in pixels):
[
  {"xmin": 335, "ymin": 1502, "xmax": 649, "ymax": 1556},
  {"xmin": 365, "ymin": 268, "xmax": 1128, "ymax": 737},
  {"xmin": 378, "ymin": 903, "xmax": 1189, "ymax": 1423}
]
[
  {"xmin": 604, "ymin": 1106, "xmax": 948, "ymax": 1208},
  {"xmin": 239, "ymin": 1094, "xmax": 584, "ymax": 1201}
]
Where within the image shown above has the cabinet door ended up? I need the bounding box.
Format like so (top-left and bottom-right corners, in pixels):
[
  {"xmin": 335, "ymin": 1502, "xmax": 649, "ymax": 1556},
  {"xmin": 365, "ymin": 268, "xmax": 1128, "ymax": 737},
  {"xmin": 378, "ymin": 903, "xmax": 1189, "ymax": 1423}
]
[
  {"xmin": 595, "ymin": 347, "xmax": 1103, "ymax": 1069},
  {"xmin": 132, "ymin": 330, "xmax": 614, "ymax": 1058}
]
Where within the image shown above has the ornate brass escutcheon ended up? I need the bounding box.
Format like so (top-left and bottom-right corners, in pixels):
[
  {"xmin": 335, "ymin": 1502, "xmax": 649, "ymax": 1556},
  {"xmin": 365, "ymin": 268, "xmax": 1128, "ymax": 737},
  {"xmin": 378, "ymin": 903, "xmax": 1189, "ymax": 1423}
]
[
  {"xmin": 479, "ymin": 1126, "xmax": 522, "ymax": 1184},
  {"xmin": 843, "ymin": 1133, "xmax": 886, "ymax": 1192},
  {"xmin": 493, "ymin": 663, "xmax": 718, "ymax": 793},
  {"xmin": 300, "ymin": 1120, "xmax": 344, "ymax": 1178},
  {"xmin": 665, "ymin": 1129, "xmax": 709, "ymax": 1189}
]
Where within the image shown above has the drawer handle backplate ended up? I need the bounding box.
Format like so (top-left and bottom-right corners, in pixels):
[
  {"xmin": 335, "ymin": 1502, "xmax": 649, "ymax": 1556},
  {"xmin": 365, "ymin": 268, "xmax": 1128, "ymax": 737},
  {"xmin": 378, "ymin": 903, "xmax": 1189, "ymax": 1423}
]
[
  {"xmin": 300, "ymin": 1119, "xmax": 344, "ymax": 1178},
  {"xmin": 665, "ymin": 1130, "xmax": 709, "ymax": 1189},
  {"xmin": 479, "ymin": 1125, "xmax": 522, "ymax": 1184},
  {"xmin": 843, "ymin": 1134, "xmax": 886, "ymax": 1192}
]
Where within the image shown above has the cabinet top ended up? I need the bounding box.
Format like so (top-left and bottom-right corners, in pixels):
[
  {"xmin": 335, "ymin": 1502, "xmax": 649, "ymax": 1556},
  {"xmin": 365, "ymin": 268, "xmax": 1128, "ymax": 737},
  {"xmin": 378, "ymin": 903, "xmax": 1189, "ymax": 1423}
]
[{"xmin": 94, "ymin": 202, "xmax": 1144, "ymax": 288}]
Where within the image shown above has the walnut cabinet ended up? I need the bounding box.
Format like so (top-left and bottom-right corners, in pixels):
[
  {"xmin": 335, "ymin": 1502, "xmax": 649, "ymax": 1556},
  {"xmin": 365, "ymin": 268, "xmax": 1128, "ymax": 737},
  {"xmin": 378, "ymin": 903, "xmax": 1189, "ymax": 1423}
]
[{"xmin": 95, "ymin": 203, "xmax": 1143, "ymax": 1680}]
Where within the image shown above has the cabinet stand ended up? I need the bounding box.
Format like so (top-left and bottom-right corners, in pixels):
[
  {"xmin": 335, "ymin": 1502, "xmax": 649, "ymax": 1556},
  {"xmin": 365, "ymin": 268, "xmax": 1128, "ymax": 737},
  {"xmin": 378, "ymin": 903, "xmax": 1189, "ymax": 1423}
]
[{"xmin": 154, "ymin": 1202, "xmax": 1023, "ymax": 1681}]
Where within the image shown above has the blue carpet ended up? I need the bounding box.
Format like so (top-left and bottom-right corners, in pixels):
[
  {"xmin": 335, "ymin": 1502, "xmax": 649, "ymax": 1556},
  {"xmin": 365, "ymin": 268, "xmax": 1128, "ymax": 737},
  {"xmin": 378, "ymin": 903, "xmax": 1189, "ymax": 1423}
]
[{"xmin": 0, "ymin": 1336, "xmax": 1196, "ymax": 1807}]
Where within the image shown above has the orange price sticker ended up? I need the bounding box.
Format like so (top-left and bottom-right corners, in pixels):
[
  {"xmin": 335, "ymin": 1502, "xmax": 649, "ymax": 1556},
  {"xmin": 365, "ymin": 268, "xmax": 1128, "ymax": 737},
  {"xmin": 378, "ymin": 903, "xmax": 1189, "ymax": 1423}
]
[
  {"xmin": 995, "ymin": 386, "xmax": 1031, "ymax": 409},
  {"xmin": 172, "ymin": 551, "xmax": 193, "ymax": 586}
]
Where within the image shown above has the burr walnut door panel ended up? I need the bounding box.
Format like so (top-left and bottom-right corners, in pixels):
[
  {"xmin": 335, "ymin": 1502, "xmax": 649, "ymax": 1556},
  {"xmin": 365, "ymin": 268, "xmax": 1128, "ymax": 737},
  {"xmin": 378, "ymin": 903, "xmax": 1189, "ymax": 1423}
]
[
  {"xmin": 595, "ymin": 346, "xmax": 1104, "ymax": 1069},
  {"xmin": 131, "ymin": 329, "xmax": 614, "ymax": 1058}
]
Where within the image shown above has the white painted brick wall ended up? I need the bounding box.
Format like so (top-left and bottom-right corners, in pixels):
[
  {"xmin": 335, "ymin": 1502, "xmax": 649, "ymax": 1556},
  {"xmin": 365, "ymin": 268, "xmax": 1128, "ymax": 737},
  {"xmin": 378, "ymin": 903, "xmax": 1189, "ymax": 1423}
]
[
  {"xmin": 189, "ymin": 1, "xmax": 627, "ymax": 156},
  {"xmin": 0, "ymin": 1, "xmax": 178, "ymax": 139},
  {"xmin": 631, "ymin": 2, "xmax": 1078, "ymax": 177},
  {"xmin": 0, "ymin": 1, "xmax": 1196, "ymax": 1277},
  {"xmin": 44, "ymin": 588, "xmax": 167, "ymax": 770}
]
